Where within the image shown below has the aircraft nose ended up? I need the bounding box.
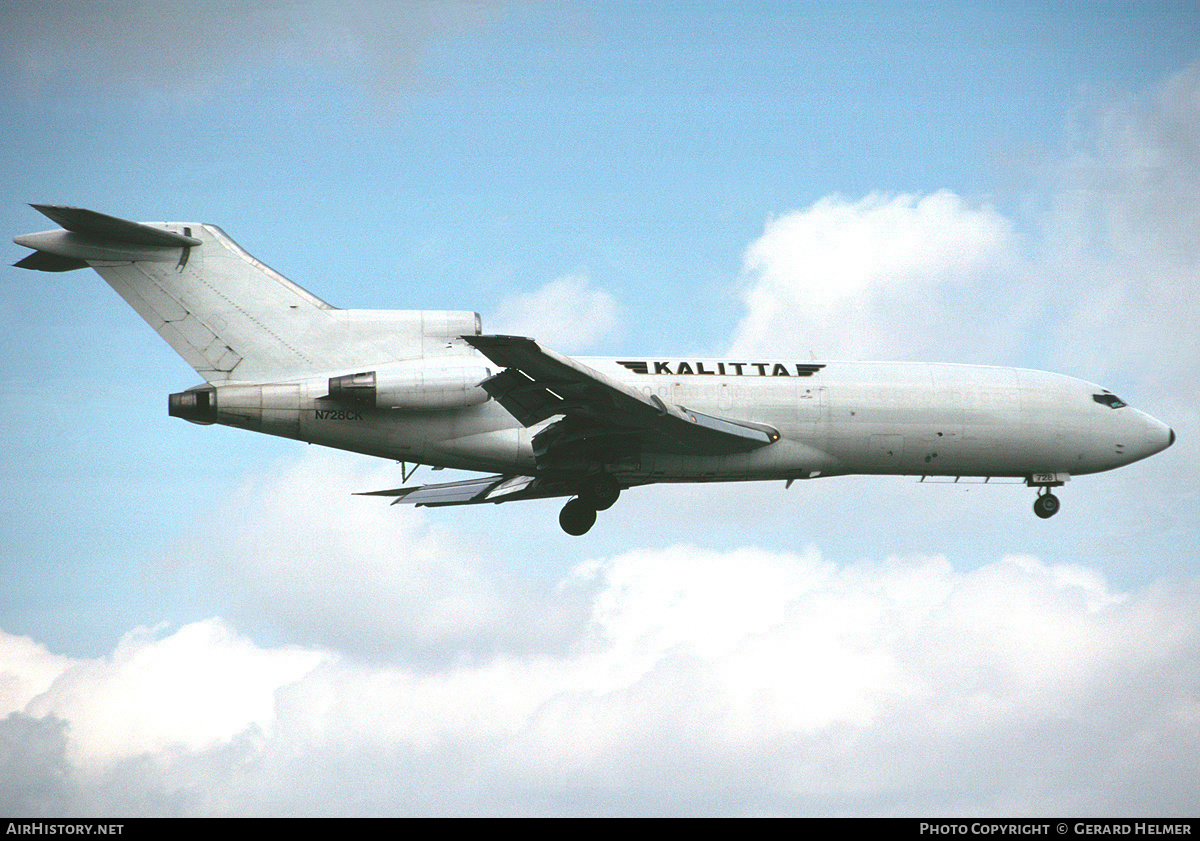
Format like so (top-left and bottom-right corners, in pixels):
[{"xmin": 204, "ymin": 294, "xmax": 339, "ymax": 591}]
[{"xmin": 1132, "ymin": 412, "xmax": 1174, "ymax": 461}]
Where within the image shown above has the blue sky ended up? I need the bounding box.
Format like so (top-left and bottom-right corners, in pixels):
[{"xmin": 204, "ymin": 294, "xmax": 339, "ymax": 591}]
[{"xmin": 2, "ymin": 0, "xmax": 1199, "ymax": 817}]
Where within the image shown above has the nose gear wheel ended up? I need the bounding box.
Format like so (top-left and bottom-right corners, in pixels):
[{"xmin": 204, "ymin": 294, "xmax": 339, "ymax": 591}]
[{"xmin": 1033, "ymin": 489, "xmax": 1060, "ymax": 519}]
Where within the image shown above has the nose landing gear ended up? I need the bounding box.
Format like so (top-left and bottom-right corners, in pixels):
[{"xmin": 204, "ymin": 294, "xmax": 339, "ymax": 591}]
[
  {"xmin": 1028, "ymin": 473, "xmax": 1068, "ymax": 520},
  {"xmin": 1033, "ymin": 489, "xmax": 1060, "ymax": 519}
]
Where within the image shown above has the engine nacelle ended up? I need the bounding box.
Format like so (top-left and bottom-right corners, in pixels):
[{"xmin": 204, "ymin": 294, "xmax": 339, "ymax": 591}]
[
  {"xmin": 169, "ymin": 386, "xmax": 217, "ymax": 424},
  {"xmin": 327, "ymin": 366, "xmax": 491, "ymax": 411},
  {"xmin": 170, "ymin": 383, "xmax": 301, "ymax": 437}
]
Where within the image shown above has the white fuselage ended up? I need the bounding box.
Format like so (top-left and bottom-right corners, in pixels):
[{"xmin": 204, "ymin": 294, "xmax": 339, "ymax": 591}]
[
  {"xmin": 204, "ymin": 354, "xmax": 1174, "ymax": 486},
  {"xmin": 16, "ymin": 206, "xmax": 1173, "ymax": 529}
]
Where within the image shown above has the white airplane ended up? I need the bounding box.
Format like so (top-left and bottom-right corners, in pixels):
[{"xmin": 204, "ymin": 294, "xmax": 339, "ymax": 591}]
[{"xmin": 15, "ymin": 205, "xmax": 1174, "ymax": 535}]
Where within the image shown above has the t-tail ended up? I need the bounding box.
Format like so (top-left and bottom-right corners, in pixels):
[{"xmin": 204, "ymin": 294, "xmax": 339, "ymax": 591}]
[{"xmin": 13, "ymin": 204, "xmax": 481, "ymax": 384}]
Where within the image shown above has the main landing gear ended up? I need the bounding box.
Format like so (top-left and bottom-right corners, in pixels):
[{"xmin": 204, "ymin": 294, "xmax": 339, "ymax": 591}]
[
  {"xmin": 558, "ymin": 473, "xmax": 621, "ymax": 536},
  {"xmin": 1033, "ymin": 488, "xmax": 1061, "ymax": 519},
  {"xmin": 559, "ymin": 498, "xmax": 597, "ymax": 535}
]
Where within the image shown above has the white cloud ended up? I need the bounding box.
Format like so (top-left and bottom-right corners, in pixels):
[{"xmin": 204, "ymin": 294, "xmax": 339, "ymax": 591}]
[
  {"xmin": 0, "ymin": 632, "xmax": 74, "ymax": 717},
  {"xmin": 723, "ymin": 67, "xmax": 1200, "ymax": 388},
  {"xmin": 160, "ymin": 448, "xmax": 590, "ymax": 660},
  {"xmin": 490, "ymin": 274, "xmax": 621, "ymax": 352},
  {"xmin": 1043, "ymin": 63, "xmax": 1200, "ymax": 393},
  {"xmin": 20, "ymin": 620, "xmax": 324, "ymax": 772},
  {"xmin": 4, "ymin": 548, "xmax": 1198, "ymax": 815},
  {"xmin": 730, "ymin": 191, "xmax": 1017, "ymax": 362}
]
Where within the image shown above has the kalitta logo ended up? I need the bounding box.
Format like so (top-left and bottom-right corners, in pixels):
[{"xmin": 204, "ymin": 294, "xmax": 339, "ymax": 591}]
[{"xmin": 617, "ymin": 360, "xmax": 825, "ymax": 377}]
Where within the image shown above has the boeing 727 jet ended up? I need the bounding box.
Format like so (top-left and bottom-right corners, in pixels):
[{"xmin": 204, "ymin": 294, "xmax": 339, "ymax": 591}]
[{"xmin": 14, "ymin": 205, "xmax": 1174, "ymax": 534}]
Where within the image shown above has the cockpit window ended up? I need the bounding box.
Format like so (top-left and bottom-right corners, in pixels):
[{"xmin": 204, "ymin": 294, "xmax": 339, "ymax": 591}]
[{"xmin": 1093, "ymin": 393, "xmax": 1127, "ymax": 409}]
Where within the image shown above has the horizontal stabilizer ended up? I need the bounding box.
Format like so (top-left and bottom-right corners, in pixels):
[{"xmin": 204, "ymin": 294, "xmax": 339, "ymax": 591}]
[
  {"xmin": 13, "ymin": 250, "xmax": 89, "ymax": 272},
  {"xmin": 29, "ymin": 204, "xmax": 202, "ymax": 248},
  {"xmin": 14, "ymin": 205, "xmax": 203, "ymax": 273}
]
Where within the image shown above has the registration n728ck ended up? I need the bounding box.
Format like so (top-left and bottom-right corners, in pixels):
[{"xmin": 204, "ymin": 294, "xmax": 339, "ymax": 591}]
[{"xmin": 14, "ymin": 205, "xmax": 1174, "ymax": 535}]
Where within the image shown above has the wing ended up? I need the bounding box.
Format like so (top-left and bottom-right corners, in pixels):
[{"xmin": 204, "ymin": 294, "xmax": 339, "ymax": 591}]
[
  {"xmin": 462, "ymin": 335, "xmax": 779, "ymax": 458},
  {"xmin": 356, "ymin": 474, "xmax": 576, "ymax": 507}
]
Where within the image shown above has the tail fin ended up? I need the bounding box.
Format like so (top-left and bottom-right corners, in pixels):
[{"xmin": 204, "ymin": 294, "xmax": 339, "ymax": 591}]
[{"xmin": 14, "ymin": 205, "xmax": 481, "ymax": 383}]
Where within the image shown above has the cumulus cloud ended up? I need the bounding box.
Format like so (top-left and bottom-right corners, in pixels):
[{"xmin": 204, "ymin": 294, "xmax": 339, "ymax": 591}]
[
  {"xmin": 490, "ymin": 274, "xmax": 621, "ymax": 352},
  {"xmin": 727, "ymin": 66, "xmax": 1200, "ymax": 383},
  {"xmin": 3, "ymin": 549, "xmax": 1199, "ymax": 816},
  {"xmin": 21, "ymin": 621, "xmax": 325, "ymax": 772},
  {"xmin": 0, "ymin": 633, "xmax": 74, "ymax": 716},
  {"xmin": 162, "ymin": 448, "xmax": 590, "ymax": 661},
  {"xmin": 729, "ymin": 191, "xmax": 1018, "ymax": 362}
]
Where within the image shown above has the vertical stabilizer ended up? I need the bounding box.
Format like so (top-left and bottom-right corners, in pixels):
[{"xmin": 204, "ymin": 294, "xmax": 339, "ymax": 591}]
[{"xmin": 14, "ymin": 205, "xmax": 482, "ymax": 383}]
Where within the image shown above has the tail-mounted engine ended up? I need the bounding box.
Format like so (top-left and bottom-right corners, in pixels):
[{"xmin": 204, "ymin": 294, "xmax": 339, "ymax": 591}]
[
  {"xmin": 327, "ymin": 367, "xmax": 491, "ymax": 411},
  {"xmin": 169, "ymin": 383, "xmax": 301, "ymax": 437},
  {"xmin": 168, "ymin": 386, "xmax": 217, "ymax": 424}
]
